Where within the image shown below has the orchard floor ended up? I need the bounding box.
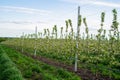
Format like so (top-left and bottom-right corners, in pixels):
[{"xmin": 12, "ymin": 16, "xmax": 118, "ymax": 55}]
[{"xmin": 22, "ymin": 51, "xmax": 114, "ymax": 80}]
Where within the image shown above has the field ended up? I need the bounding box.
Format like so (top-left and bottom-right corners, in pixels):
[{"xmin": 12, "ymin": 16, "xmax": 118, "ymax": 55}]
[
  {"xmin": 0, "ymin": 9, "xmax": 120, "ymax": 80},
  {"xmin": 1, "ymin": 37, "xmax": 120, "ymax": 80}
]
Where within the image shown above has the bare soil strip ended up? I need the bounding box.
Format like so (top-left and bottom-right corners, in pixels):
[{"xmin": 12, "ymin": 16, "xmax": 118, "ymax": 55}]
[{"xmin": 21, "ymin": 51, "xmax": 113, "ymax": 80}]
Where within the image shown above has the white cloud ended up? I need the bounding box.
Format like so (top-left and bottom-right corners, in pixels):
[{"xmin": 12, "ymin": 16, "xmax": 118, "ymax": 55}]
[
  {"xmin": 60, "ymin": 0, "xmax": 95, "ymax": 4},
  {"xmin": 0, "ymin": 20, "xmax": 48, "ymax": 24},
  {"xmin": 91, "ymin": 1, "xmax": 120, "ymax": 8},
  {"xmin": 0, "ymin": 6, "xmax": 51, "ymax": 15},
  {"xmin": 61, "ymin": 0, "xmax": 120, "ymax": 8}
]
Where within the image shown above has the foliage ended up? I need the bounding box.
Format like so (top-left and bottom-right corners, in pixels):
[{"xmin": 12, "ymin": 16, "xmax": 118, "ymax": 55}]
[
  {"xmin": 0, "ymin": 45, "xmax": 23, "ymax": 80},
  {"xmin": 0, "ymin": 37, "xmax": 8, "ymax": 43}
]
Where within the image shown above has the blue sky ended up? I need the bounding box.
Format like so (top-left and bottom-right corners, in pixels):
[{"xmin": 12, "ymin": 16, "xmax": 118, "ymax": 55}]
[{"xmin": 0, "ymin": 0, "xmax": 120, "ymax": 37}]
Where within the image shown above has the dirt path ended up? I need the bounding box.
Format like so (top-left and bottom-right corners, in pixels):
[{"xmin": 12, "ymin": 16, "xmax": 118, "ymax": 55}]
[{"xmin": 21, "ymin": 52, "xmax": 114, "ymax": 80}]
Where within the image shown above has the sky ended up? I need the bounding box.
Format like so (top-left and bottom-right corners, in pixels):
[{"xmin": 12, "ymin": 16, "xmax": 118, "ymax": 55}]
[{"xmin": 0, "ymin": 0, "xmax": 120, "ymax": 37}]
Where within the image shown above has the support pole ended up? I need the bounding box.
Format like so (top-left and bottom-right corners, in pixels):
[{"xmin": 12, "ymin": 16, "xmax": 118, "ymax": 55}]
[
  {"xmin": 75, "ymin": 6, "xmax": 80, "ymax": 72},
  {"xmin": 34, "ymin": 26, "xmax": 37, "ymax": 56}
]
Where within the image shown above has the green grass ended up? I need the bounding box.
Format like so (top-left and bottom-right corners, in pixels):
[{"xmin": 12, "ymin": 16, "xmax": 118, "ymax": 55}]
[
  {"xmin": 0, "ymin": 45, "xmax": 23, "ymax": 80},
  {"xmin": 1, "ymin": 44, "xmax": 81, "ymax": 80}
]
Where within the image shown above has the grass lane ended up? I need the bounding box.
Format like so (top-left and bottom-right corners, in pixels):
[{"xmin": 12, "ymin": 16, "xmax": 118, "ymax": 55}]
[{"xmin": 1, "ymin": 45, "xmax": 81, "ymax": 80}]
